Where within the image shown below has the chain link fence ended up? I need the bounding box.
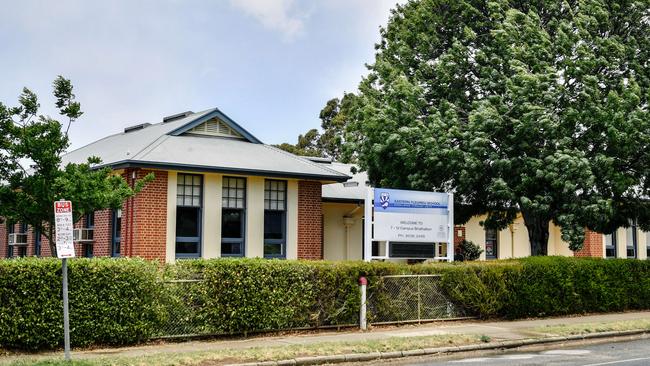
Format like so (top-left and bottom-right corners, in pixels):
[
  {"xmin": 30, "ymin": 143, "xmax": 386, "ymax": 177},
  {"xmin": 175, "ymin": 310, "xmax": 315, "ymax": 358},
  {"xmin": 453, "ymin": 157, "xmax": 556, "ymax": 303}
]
[
  {"xmin": 154, "ymin": 278, "xmax": 359, "ymax": 338},
  {"xmin": 155, "ymin": 279, "xmax": 211, "ymax": 337},
  {"xmin": 154, "ymin": 274, "xmax": 470, "ymax": 338},
  {"xmin": 368, "ymin": 274, "xmax": 469, "ymax": 324}
]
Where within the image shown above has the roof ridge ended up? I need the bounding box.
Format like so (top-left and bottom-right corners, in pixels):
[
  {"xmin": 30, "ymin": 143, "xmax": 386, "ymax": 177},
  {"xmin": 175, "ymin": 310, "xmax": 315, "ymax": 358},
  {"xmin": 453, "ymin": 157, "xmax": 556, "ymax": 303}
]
[{"xmin": 261, "ymin": 145, "xmax": 349, "ymax": 178}]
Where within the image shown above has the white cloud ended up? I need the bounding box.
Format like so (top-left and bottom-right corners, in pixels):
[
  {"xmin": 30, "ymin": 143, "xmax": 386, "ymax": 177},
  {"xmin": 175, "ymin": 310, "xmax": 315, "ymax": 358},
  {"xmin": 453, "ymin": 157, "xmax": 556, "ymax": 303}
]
[{"xmin": 229, "ymin": 0, "xmax": 306, "ymax": 41}]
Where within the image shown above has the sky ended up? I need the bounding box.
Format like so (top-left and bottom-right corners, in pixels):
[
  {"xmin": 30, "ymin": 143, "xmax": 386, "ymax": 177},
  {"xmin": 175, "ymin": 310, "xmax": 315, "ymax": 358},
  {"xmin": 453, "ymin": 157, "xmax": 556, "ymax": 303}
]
[{"xmin": 0, "ymin": 0, "xmax": 404, "ymax": 151}]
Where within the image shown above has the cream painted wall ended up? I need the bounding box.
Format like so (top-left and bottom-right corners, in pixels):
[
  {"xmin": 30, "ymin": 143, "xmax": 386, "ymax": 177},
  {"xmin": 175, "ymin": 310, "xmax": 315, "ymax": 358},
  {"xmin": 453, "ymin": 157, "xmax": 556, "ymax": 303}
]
[
  {"xmin": 286, "ymin": 180, "xmax": 298, "ymax": 260},
  {"xmin": 245, "ymin": 176, "xmax": 265, "ymax": 258},
  {"xmin": 608, "ymin": 226, "xmax": 648, "ymax": 259},
  {"xmin": 164, "ymin": 171, "xmax": 301, "ymax": 260},
  {"xmin": 165, "ymin": 171, "xmax": 177, "ymax": 263},
  {"xmin": 202, "ymin": 174, "xmax": 222, "ymax": 259},
  {"xmin": 464, "ymin": 214, "xmax": 573, "ymax": 259},
  {"xmin": 323, "ymin": 202, "xmax": 364, "ymax": 261}
]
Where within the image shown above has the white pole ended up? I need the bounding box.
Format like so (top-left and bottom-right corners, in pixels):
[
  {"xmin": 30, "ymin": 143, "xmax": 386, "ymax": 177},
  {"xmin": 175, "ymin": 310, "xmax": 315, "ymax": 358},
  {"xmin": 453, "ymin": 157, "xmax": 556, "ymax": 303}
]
[
  {"xmin": 62, "ymin": 258, "xmax": 71, "ymax": 360},
  {"xmin": 447, "ymin": 193, "xmax": 455, "ymax": 262},
  {"xmin": 359, "ymin": 277, "xmax": 367, "ymax": 330},
  {"xmin": 363, "ymin": 188, "xmax": 373, "ymax": 262}
]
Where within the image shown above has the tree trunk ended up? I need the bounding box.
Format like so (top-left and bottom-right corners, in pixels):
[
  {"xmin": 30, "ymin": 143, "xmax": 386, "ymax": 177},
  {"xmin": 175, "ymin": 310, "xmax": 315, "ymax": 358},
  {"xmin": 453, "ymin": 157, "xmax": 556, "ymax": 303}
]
[
  {"xmin": 47, "ymin": 224, "xmax": 57, "ymax": 258},
  {"xmin": 520, "ymin": 208, "xmax": 550, "ymax": 256}
]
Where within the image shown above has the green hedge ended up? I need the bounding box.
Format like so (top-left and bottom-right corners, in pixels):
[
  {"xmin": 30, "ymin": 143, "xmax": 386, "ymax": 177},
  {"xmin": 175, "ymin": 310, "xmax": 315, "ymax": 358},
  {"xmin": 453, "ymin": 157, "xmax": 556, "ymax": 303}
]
[
  {"xmin": 163, "ymin": 259, "xmax": 414, "ymax": 334},
  {"xmin": 0, "ymin": 258, "xmax": 162, "ymax": 350},
  {"xmin": 439, "ymin": 256, "xmax": 650, "ymax": 318},
  {"xmin": 2, "ymin": 256, "xmax": 650, "ymax": 350}
]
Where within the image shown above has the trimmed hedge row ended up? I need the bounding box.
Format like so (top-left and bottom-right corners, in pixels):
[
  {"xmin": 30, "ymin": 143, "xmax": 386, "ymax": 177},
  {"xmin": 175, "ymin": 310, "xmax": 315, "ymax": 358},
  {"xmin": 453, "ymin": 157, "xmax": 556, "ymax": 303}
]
[
  {"xmin": 440, "ymin": 256, "xmax": 650, "ymax": 318},
  {"xmin": 1, "ymin": 256, "xmax": 650, "ymax": 350},
  {"xmin": 0, "ymin": 258, "xmax": 162, "ymax": 350}
]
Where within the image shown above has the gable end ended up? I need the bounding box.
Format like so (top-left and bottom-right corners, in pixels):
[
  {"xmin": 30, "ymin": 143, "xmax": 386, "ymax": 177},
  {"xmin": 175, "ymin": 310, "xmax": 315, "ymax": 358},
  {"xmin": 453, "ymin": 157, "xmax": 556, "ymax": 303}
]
[{"xmin": 186, "ymin": 118, "xmax": 244, "ymax": 139}]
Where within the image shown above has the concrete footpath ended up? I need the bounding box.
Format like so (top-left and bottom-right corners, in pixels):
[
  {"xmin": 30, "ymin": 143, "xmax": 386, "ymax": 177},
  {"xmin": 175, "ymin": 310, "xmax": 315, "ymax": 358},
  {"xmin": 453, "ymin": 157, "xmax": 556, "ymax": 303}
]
[{"xmin": 70, "ymin": 311, "xmax": 650, "ymax": 359}]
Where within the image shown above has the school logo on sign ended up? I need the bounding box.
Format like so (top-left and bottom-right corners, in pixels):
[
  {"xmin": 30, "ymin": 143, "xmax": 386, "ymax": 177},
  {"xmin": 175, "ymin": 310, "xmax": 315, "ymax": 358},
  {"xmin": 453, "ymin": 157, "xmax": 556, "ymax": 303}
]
[{"xmin": 379, "ymin": 192, "xmax": 390, "ymax": 209}]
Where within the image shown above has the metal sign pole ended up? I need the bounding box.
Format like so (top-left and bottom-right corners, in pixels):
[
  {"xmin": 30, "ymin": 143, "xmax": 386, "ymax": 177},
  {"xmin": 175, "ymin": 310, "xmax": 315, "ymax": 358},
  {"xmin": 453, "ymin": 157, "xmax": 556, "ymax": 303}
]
[
  {"xmin": 447, "ymin": 193, "xmax": 454, "ymax": 262},
  {"xmin": 363, "ymin": 188, "xmax": 373, "ymax": 262},
  {"xmin": 54, "ymin": 199, "xmax": 75, "ymax": 361},
  {"xmin": 62, "ymin": 257, "xmax": 71, "ymax": 361}
]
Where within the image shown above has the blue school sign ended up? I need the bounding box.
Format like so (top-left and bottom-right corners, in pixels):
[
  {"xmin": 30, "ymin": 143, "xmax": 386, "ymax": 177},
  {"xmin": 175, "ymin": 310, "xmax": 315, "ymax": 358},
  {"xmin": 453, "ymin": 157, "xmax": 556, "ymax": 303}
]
[{"xmin": 364, "ymin": 188, "xmax": 454, "ymax": 261}]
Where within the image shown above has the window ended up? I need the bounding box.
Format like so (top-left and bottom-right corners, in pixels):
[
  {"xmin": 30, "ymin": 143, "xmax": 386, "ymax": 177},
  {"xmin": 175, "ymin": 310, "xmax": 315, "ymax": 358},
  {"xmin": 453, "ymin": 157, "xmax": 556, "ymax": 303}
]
[
  {"xmin": 18, "ymin": 246, "xmax": 27, "ymax": 257},
  {"xmin": 7, "ymin": 223, "xmax": 14, "ymax": 258},
  {"xmin": 485, "ymin": 228, "xmax": 498, "ymax": 259},
  {"xmin": 34, "ymin": 228, "xmax": 41, "ymax": 256},
  {"xmin": 19, "ymin": 223, "xmax": 28, "ymax": 234},
  {"xmin": 112, "ymin": 209, "xmax": 122, "ymax": 257},
  {"xmin": 605, "ymin": 231, "xmax": 617, "ymax": 258},
  {"xmin": 221, "ymin": 177, "xmax": 246, "ymax": 257},
  {"xmin": 176, "ymin": 174, "xmax": 202, "ymax": 258},
  {"xmin": 264, "ymin": 179, "xmax": 286, "ymax": 258},
  {"xmin": 85, "ymin": 213, "xmax": 95, "ymax": 228},
  {"xmin": 626, "ymin": 223, "xmax": 637, "ymax": 259},
  {"xmin": 83, "ymin": 212, "xmax": 95, "ymax": 258}
]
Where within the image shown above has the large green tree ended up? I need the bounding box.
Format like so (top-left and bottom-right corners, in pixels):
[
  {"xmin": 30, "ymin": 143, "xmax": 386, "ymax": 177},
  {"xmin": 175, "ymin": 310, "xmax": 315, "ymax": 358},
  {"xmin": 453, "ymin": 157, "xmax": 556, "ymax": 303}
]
[
  {"xmin": 0, "ymin": 77, "xmax": 151, "ymax": 256},
  {"xmin": 276, "ymin": 93, "xmax": 358, "ymax": 162},
  {"xmin": 347, "ymin": 0, "xmax": 650, "ymax": 255}
]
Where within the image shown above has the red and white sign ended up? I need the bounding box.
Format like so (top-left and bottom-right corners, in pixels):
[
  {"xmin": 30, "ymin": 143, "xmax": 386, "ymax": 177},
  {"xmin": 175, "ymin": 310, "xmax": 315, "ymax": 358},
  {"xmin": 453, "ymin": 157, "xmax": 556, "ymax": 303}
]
[{"xmin": 54, "ymin": 200, "xmax": 75, "ymax": 259}]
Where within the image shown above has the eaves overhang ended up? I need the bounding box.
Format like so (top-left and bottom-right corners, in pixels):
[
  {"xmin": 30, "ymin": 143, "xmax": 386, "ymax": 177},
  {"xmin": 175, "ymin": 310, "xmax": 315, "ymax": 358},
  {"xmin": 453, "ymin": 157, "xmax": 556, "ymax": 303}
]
[{"xmin": 104, "ymin": 160, "xmax": 351, "ymax": 183}]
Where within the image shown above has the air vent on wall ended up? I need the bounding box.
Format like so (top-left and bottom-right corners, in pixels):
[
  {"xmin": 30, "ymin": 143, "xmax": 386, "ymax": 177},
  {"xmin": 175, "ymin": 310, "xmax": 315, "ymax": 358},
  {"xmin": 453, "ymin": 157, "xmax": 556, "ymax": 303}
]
[{"xmin": 124, "ymin": 123, "xmax": 151, "ymax": 133}]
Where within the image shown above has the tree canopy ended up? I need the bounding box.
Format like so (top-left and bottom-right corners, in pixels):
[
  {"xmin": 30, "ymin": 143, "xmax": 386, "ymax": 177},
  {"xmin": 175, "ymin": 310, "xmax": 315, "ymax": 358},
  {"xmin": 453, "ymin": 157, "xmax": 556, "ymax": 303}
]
[
  {"xmin": 0, "ymin": 76, "xmax": 151, "ymax": 256},
  {"xmin": 346, "ymin": 0, "xmax": 650, "ymax": 255},
  {"xmin": 276, "ymin": 93, "xmax": 358, "ymax": 162}
]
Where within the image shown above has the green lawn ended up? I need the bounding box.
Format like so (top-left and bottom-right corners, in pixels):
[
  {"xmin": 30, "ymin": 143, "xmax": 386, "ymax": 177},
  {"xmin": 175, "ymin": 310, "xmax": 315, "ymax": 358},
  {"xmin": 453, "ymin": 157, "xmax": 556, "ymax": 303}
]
[
  {"xmin": 2, "ymin": 334, "xmax": 481, "ymax": 366},
  {"xmin": 533, "ymin": 319, "xmax": 650, "ymax": 336}
]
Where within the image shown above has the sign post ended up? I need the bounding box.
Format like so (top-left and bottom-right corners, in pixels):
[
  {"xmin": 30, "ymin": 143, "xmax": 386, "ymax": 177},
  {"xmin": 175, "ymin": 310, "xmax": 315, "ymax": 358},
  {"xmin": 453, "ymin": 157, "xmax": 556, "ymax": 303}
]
[
  {"xmin": 363, "ymin": 188, "xmax": 454, "ymax": 262},
  {"xmin": 54, "ymin": 200, "xmax": 75, "ymax": 361}
]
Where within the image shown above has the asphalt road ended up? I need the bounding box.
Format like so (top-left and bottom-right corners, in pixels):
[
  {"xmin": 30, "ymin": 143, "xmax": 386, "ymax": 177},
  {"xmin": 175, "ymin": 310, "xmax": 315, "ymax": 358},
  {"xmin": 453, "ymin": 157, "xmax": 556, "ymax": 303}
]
[{"xmin": 398, "ymin": 337, "xmax": 650, "ymax": 366}]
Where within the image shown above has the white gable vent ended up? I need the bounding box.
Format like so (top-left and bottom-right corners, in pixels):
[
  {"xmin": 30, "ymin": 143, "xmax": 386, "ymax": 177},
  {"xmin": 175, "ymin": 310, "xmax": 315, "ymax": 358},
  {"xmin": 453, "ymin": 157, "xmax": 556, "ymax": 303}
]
[{"xmin": 187, "ymin": 118, "xmax": 244, "ymax": 139}]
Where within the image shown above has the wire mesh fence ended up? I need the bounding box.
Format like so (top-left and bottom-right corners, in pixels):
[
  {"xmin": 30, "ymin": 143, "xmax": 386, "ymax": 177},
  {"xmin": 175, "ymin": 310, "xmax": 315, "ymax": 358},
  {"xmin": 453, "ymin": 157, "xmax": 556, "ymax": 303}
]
[
  {"xmin": 154, "ymin": 278, "xmax": 359, "ymax": 338},
  {"xmin": 367, "ymin": 274, "xmax": 468, "ymax": 324},
  {"xmin": 155, "ymin": 279, "xmax": 214, "ymax": 337},
  {"xmin": 155, "ymin": 274, "xmax": 469, "ymax": 338}
]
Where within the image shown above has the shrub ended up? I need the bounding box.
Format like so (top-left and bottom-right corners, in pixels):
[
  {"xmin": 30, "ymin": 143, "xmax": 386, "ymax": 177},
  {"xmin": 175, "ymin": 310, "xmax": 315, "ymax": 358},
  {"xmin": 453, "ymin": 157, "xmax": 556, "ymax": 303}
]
[
  {"xmin": 167, "ymin": 258, "xmax": 412, "ymax": 333},
  {"xmin": 439, "ymin": 256, "xmax": 650, "ymax": 319},
  {"xmin": 3, "ymin": 256, "xmax": 650, "ymax": 350},
  {"xmin": 454, "ymin": 240, "xmax": 484, "ymax": 261},
  {"xmin": 0, "ymin": 258, "xmax": 162, "ymax": 350}
]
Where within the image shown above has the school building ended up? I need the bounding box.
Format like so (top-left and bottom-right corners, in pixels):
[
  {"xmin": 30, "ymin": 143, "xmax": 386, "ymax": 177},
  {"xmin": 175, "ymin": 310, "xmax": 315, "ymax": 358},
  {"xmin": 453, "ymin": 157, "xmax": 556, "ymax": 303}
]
[{"xmin": 1, "ymin": 107, "xmax": 647, "ymax": 261}]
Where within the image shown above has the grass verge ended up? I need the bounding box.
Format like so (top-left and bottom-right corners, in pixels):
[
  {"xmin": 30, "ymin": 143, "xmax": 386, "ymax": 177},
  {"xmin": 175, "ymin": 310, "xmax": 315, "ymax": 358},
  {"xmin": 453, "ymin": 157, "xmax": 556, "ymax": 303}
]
[
  {"xmin": 2, "ymin": 334, "xmax": 483, "ymax": 366},
  {"xmin": 533, "ymin": 319, "xmax": 650, "ymax": 336}
]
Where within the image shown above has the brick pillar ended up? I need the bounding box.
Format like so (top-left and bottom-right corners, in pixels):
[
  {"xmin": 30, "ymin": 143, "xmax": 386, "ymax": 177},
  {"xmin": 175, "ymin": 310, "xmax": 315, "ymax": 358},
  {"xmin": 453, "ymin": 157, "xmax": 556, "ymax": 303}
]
[
  {"xmin": 453, "ymin": 225, "xmax": 466, "ymax": 257},
  {"xmin": 297, "ymin": 180, "xmax": 323, "ymax": 260},
  {"xmin": 40, "ymin": 226, "xmax": 53, "ymax": 257},
  {"xmin": 0, "ymin": 221, "xmax": 6, "ymax": 258},
  {"xmin": 453, "ymin": 226, "xmax": 466, "ymax": 246},
  {"xmin": 122, "ymin": 169, "xmax": 168, "ymax": 261},
  {"xmin": 574, "ymin": 229, "xmax": 603, "ymax": 257},
  {"xmin": 93, "ymin": 209, "xmax": 112, "ymax": 257},
  {"xmin": 26, "ymin": 227, "xmax": 34, "ymax": 257}
]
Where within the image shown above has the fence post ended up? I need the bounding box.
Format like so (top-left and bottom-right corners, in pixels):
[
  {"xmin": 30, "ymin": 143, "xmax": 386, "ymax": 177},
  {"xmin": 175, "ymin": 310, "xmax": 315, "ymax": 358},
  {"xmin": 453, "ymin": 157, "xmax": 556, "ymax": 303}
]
[
  {"xmin": 359, "ymin": 276, "xmax": 367, "ymax": 331},
  {"xmin": 417, "ymin": 275, "xmax": 421, "ymax": 323}
]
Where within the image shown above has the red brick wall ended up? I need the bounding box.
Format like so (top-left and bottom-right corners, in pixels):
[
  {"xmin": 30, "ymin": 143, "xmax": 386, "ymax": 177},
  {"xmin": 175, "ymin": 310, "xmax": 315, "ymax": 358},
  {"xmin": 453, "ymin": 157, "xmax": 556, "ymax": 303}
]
[
  {"xmin": 122, "ymin": 169, "xmax": 168, "ymax": 261},
  {"xmin": 93, "ymin": 209, "xmax": 112, "ymax": 257},
  {"xmin": 297, "ymin": 180, "xmax": 323, "ymax": 260},
  {"xmin": 574, "ymin": 229, "xmax": 603, "ymax": 257},
  {"xmin": 454, "ymin": 226, "xmax": 466, "ymax": 246},
  {"xmin": 0, "ymin": 221, "xmax": 7, "ymax": 258}
]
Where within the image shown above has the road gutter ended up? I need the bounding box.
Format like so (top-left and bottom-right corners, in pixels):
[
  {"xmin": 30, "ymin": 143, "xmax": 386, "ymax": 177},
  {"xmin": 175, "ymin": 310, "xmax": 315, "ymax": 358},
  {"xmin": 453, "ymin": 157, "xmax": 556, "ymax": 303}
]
[{"xmin": 225, "ymin": 329, "xmax": 650, "ymax": 366}]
